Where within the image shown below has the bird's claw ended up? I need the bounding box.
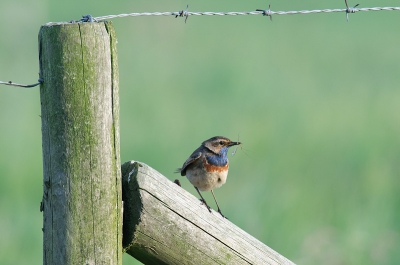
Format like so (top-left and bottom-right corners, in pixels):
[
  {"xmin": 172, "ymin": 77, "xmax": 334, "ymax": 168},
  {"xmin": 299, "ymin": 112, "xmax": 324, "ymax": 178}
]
[
  {"xmin": 217, "ymin": 208, "xmax": 228, "ymax": 219},
  {"xmin": 199, "ymin": 199, "xmax": 212, "ymax": 213}
]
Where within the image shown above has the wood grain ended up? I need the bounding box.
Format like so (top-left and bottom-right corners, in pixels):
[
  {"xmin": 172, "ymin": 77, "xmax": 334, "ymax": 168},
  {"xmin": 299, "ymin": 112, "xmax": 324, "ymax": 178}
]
[{"xmin": 122, "ymin": 161, "xmax": 295, "ymax": 265}]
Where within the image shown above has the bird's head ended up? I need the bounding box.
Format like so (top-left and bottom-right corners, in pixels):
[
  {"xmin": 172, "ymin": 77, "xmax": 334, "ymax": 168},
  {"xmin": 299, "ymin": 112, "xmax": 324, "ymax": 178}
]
[{"xmin": 202, "ymin": 136, "xmax": 241, "ymax": 156}]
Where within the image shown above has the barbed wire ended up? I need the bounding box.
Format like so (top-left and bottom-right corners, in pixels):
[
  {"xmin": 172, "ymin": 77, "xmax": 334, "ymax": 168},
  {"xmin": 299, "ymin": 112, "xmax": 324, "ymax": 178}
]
[
  {"xmin": 91, "ymin": 6, "xmax": 400, "ymax": 22},
  {"xmin": 39, "ymin": 2, "xmax": 400, "ymax": 26},
  {"xmin": 3, "ymin": 2, "xmax": 400, "ymax": 88},
  {"xmin": 0, "ymin": 79, "xmax": 43, "ymax": 88},
  {"xmin": 93, "ymin": 7, "xmax": 400, "ymax": 21}
]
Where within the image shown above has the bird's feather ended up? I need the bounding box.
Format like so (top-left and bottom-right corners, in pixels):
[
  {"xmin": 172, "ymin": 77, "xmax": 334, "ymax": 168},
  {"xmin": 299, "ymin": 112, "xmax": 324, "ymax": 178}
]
[{"xmin": 176, "ymin": 151, "xmax": 202, "ymax": 176}]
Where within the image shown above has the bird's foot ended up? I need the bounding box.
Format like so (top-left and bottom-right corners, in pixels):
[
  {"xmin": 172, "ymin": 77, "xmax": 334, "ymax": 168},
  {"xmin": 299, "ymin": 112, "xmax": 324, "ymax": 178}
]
[
  {"xmin": 199, "ymin": 199, "xmax": 212, "ymax": 213},
  {"xmin": 217, "ymin": 208, "xmax": 228, "ymax": 219}
]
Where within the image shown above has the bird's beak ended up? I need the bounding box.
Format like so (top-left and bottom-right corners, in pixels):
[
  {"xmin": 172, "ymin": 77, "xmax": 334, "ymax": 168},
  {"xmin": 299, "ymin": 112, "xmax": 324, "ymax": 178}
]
[{"xmin": 228, "ymin": 141, "xmax": 241, "ymax": 147}]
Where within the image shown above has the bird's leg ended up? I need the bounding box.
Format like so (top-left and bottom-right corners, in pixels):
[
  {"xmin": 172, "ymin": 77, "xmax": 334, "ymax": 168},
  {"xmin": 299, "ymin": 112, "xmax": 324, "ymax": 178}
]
[
  {"xmin": 211, "ymin": 190, "xmax": 227, "ymax": 219},
  {"xmin": 194, "ymin": 187, "xmax": 212, "ymax": 213}
]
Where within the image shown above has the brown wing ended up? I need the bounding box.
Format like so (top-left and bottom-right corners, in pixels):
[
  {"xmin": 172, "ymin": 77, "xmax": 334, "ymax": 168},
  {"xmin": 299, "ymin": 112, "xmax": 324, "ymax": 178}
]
[{"xmin": 176, "ymin": 151, "xmax": 202, "ymax": 176}]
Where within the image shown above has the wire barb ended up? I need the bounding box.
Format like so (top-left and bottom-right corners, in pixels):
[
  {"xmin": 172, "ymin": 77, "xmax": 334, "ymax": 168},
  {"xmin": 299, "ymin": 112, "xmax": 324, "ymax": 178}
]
[
  {"xmin": 69, "ymin": 14, "xmax": 97, "ymax": 23},
  {"xmin": 0, "ymin": 78, "xmax": 43, "ymax": 88},
  {"xmin": 256, "ymin": 4, "xmax": 273, "ymax": 21},
  {"xmin": 176, "ymin": 5, "xmax": 189, "ymax": 23},
  {"xmin": 81, "ymin": 14, "xmax": 97, "ymax": 22},
  {"xmin": 345, "ymin": 0, "xmax": 360, "ymax": 21}
]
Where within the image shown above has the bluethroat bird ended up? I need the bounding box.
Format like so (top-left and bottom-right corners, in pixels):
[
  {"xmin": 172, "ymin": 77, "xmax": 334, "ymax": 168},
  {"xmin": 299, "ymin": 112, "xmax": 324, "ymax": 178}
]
[{"xmin": 176, "ymin": 136, "xmax": 241, "ymax": 218}]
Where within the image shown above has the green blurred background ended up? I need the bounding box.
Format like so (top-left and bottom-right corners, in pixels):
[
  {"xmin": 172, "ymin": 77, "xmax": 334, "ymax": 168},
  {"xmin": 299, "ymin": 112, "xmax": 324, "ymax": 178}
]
[{"xmin": 1, "ymin": 0, "xmax": 399, "ymax": 264}]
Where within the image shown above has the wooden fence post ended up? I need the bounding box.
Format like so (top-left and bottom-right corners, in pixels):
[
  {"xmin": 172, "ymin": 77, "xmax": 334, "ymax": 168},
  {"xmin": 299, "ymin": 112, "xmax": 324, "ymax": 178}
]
[
  {"xmin": 122, "ymin": 161, "xmax": 296, "ymax": 265},
  {"xmin": 38, "ymin": 21, "xmax": 122, "ymax": 265}
]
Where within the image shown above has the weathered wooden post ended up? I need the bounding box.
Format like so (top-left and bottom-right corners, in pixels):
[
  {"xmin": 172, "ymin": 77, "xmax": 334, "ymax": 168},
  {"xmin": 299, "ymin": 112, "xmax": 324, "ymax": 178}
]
[
  {"xmin": 38, "ymin": 21, "xmax": 122, "ymax": 264},
  {"xmin": 121, "ymin": 161, "xmax": 296, "ymax": 265}
]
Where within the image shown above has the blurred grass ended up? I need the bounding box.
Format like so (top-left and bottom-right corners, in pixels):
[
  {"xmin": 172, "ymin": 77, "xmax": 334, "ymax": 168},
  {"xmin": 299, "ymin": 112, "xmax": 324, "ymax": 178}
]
[{"xmin": 1, "ymin": 0, "xmax": 400, "ymax": 264}]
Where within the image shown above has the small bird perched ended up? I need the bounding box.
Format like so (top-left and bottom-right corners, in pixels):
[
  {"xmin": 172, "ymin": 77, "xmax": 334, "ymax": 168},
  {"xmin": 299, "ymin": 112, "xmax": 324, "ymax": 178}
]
[{"xmin": 176, "ymin": 136, "xmax": 241, "ymax": 218}]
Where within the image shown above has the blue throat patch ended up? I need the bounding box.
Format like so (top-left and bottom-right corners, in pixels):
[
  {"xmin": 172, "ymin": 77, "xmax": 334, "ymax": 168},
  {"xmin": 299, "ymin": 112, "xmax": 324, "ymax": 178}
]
[{"xmin": 206, "ymin": 147, "xmax": 229, "ymax": 166}]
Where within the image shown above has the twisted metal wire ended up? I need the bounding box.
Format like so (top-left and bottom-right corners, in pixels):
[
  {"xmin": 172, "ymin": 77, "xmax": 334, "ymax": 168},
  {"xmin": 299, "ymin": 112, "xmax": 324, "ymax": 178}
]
[
  {"xmin": 4, "ymin": 6, "xmax": 400, "ymax": 87},
  {"xmin": 0, "ymin": 79, "xmax": 42, "ymax": 88},
  {"xmin": 92, "ymin": 7, "xmax": 400, "ymax": 21},
  {"xmin": 4, "ymin": 6, "xmax": 399, "ymax": 87},
  {"xmin": 40, "ymin": 6, "xmax": 400, "ymax": 25}
]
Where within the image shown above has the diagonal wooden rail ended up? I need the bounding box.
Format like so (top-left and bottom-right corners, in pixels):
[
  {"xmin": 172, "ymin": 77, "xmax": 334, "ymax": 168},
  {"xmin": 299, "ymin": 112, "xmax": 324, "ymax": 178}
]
[{"xmin": 122, "ymin": 161, "xmax": 295, "ymax": 265}]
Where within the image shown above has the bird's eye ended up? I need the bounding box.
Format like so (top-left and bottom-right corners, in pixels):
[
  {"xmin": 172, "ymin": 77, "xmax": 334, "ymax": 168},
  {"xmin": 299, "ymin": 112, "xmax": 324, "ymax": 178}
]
[{"xmin": 219, "ymin": 141, "xmax": 224, "ymax": 145}]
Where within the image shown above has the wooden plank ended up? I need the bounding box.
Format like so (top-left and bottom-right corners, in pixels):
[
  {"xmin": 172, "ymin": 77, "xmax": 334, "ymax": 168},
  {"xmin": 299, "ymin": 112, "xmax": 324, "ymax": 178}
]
[{"xmin": 122, "ymin": 161, "xmax": 295, "ymax": 265}]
